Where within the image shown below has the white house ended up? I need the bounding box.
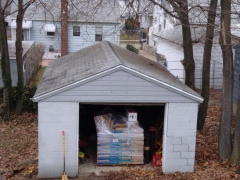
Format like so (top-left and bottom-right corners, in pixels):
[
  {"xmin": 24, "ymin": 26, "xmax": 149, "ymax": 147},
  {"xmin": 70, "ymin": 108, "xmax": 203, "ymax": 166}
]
[
  {"xmin": 146, "ymin": 0, "xmax": 225, "ymax": 89},
  {"xmin": 9, "ymin": 0, "xmax": 122, "ymax": 54}
]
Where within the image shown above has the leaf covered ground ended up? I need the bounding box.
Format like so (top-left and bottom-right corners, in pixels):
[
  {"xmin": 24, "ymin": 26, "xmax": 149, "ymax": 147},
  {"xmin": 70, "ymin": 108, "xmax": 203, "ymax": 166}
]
[{"xmin": 0, "ymin": 89, "xmax": 240, "ymax": 179}]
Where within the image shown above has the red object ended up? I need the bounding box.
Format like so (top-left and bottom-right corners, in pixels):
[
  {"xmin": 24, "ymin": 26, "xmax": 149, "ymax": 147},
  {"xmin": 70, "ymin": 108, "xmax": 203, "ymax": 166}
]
[
  {"xmin": 62, "ymin": 131, "xmax": 65, "ymax": 136},
  {"xmin": 79, "ymin": 140, "xmax": 86, "ymax": 147},
  {"xmin": 155, "ymin": 154, "xmax": 162, "ymax": 166},
  {"xmin": 152, "ymin": 154, "xmax": 156, "ymax": 164}
]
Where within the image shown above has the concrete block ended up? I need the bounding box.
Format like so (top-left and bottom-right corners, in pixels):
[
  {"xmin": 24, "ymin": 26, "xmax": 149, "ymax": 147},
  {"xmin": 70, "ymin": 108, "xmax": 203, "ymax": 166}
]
[
  {"xmin": 168, "ymin": 122, "xmax": 197, "ymax": 130},
  {"xmin": 38, "ymin": 157, "xmax": 78, "ymax": 178},
  {"xmin": 189, "ymin": 144, "xmax": 196, "ymax": 152},
  {"xmin": 39, "ymin": 144, "xmax": 62, "ymax": 153},
  {"xmin": 168, "ymin": 103, "xmax": 197, "ymax": 111},
  {"xmin": 165, "ymin": 152, "xmax": 181, "ymax": 159},
  {"xmin": 39, "ymin": 115, "xmax": 54, "ymax": 123},
  {"xmin": 169, "ymin": 115, "xmax": 191, "ymax": 123},
  {"xmin": 174, "ymin": 145, "xmax": 189, "ymax": 152},
  {"xmin": 167, "ymin": 159, "xmax": 187, "ymax": 166},
  {"xmin": 164, "ymin": 137, "xmax": 173, "ymax": 145},
  {"xmin": 179, "ymin": 165, "xmax": 194, "ymax": 172},
  {"xmin": 188, "ymin": 159, "xmax": 195, "ymax": 166},
  {"xmin": 38, "ymin": 158, "xmax": 63, "ymax": 178},
  {"xmin": 44, "ymin": 108, "xmax": 56, "ymax": 116},
  {"xmin": 165, "ymin": 144, "xmax": 174, "ymax": 152},
  {"xmin": 181, "ymin": 152, "xmax": 195, "ymax": 159},
  {"xmin": 167, "ymin": 130, "xmax": 196, "ymax": 137},
  {"xmin": 56, "ymin": 114, "xmax": 78, "ymax": 123},
  {"xmin": 163, "ymin": 164, "xmax": 180, "ymax": 173},
  {"xmin": 59, "ymin": 107, "xmax": 78, "ymax": 115},
  {"xmin": 39, "ymin": 152, "xmax": 63, "ymax": 160},
  {"xmin": 42, "ymin": 122, "xmax": 77, "ymax": 131},
  {"xmin": 171, "ymin": 137, "xmax": 182, "ymax": 144},
  {"xmin": 182, "ymin": 137, "xmax": 196, "ymax": 144}
]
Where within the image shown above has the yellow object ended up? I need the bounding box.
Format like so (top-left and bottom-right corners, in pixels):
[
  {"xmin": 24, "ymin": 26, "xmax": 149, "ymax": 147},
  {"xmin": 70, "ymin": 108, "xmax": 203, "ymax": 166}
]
[
  {"xmin": 78, "ymin": 152, "xmax": 85, "ymax": 158},
  {"xmin": 62, "ymin": 131, "xmax": 68, "ymax": 180}
]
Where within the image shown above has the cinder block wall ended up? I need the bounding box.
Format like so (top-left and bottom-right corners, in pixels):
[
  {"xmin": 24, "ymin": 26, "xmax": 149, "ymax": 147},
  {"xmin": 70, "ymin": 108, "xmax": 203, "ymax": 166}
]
[
  {"xmin": 38, "ymin": 102, "xmax": 79, "ymax": 178},
  {"xmin": 162, "ymin": 103, "xmax": 198, "ymax": 173}
]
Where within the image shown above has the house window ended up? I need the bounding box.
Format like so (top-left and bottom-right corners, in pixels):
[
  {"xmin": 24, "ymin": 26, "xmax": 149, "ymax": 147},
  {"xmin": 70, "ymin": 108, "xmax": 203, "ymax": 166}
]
[
  {"xmin": 159, "ymin": 24, "xmax": 162, "ymax": 32},
  {"xmin": 47, "ymin": 32, "xmax": 55, "ymax": 36},
  {"xmin": 154, "ymin": 41, "xmax": 157, "ymax": 47},
  {"xmin": 73, "ymin": 26, "xmax": 80, "ymax": 36},
  {"xmin": 95, "ymin": 26, "xmax": 103, "ymax": 41}
]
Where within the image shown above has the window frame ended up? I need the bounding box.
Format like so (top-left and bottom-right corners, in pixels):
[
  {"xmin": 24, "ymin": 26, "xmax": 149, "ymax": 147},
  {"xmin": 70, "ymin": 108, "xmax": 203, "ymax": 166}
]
[
  {"xmin": 47, "ymin": 31, "xmax": 55, "ymax": 36},
  {"xmin": 95, "ymin": 26, "xmax": 103, "ymax": 41},
  {"xmin": 73, "ymin": 26, "xmax": 80, "ymax": 36}
]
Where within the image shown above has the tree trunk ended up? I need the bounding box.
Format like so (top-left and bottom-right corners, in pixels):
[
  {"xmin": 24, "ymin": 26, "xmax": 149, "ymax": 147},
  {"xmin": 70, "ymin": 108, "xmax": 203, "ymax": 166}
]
[
  {"xmin": 230, "ymin": 76, "xmax": 240, "ymax": 164},
  {"xmin": 218, "ymin": 0, "xmax": 233, "ymax": 161},
  {"xmin": 15, "ymin": 0, "xmax": 24, "ymax": 116},
  {"xmin": 179, "ymin": 1, "xmax": 195, "ymax": 90},
  {"xmin": 197, "ymin": 0, "xmax": 218, "ymax": 130},
  {"xmin": 0, "ymin": 5, "xmax": 12, "ymax": 118}
]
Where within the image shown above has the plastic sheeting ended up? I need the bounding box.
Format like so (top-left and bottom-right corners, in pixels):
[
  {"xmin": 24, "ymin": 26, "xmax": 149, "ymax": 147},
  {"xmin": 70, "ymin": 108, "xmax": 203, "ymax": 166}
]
[{"xmin": 94, "ymin": 111, "xmax": 144, "ymax": 165}]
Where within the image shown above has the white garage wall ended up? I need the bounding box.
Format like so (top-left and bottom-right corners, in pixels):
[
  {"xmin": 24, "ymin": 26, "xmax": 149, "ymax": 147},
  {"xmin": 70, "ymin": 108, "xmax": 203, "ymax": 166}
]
[
  {"xmin": 38, "ymin": 102, "xmax": 79, "ymax": 178},
  {"xmin": 162, "ymin": 102, "xmax": 198, "ymax": 173}
]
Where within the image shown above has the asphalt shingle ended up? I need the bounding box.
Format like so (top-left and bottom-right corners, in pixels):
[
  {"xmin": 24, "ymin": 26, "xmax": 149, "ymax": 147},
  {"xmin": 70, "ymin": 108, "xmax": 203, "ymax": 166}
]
[{"xmin": 34, "ymin": 41, "xmax": 202, "ymax": 100}]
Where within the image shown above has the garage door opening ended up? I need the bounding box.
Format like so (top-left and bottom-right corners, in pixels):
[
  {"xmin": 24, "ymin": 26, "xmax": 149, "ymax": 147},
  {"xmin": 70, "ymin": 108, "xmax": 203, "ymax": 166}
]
[{"xmin": 78, "ymin": 103, "xmax": 165, "ymax": 176}]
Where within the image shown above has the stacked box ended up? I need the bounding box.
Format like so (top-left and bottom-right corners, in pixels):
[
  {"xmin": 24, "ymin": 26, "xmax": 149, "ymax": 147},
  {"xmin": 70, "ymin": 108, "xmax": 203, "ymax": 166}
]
[{"xmin": 94, "ymin": 114, "xmax": 144, "ymax": 165}]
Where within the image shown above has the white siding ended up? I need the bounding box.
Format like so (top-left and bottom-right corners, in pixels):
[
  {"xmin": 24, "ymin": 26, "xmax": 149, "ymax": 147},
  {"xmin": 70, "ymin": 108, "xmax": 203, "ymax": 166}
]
[
  {"xmin": 193, "ymin": 45, "xmax": 223, "ymax": 89},
  {"xmin": 38, "ymin": 102, "xmax": 79, "ymax": 178},
  {"xmin": 68, "ymin": 23, "xmax": 120, "ymax": 53},
  {"xmin": 156, "ymin": 40, "xmax": 185, "ymax": 81},
  {"xmin": 30, "ymin": 21, "xmax": 61, "ymax": 51},
  {"xmin": 162, "ymin": 102, "xmax": 198, "ymax": 173},
  {"xmin": 41, "ymin": 70, "xmax": 196, "ymax": 103},
  {"xmin": 28, "ymin": 21, "xmax": 120, "ymax": 53}
]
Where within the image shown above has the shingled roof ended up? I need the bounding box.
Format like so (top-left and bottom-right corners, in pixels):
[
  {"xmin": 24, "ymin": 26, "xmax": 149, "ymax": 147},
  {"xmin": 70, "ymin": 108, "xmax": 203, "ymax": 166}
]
[{"xmin": 33, "ymin": 41, "xmax": 203, "ymax": 102}]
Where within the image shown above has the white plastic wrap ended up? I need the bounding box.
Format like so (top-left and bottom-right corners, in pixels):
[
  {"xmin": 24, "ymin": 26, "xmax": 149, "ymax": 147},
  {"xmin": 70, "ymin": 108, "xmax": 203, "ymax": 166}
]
[{"xmin": 94, "ymin": 111, "xmax": 144, "ymax": 165}]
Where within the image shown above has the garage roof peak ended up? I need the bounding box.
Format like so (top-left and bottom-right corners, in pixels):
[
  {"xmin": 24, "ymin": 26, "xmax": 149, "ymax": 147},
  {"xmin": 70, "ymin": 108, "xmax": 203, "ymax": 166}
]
[{"xmin": 33, "ymin": 41, "xmax": 203, "ymax": 102}]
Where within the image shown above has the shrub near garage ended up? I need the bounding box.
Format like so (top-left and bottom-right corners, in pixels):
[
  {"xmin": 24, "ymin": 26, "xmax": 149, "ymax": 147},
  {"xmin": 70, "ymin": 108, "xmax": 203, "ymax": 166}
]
[
  {"xmin": 126, "ymin": 44, "xmax": 139, "ymax": 54},
  {"xmin": 12, "ymin": 86, "xmax": 38, "ymax": 113},
  {"xmin": 0, "ymin": 86, "xmax": 38, "ymax": 118}
]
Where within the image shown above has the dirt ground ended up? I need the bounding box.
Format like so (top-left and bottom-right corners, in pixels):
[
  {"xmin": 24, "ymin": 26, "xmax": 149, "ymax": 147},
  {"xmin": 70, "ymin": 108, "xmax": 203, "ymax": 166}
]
[{"xmin": 0, "ymin": 89, "xmax": 240, "ymax": 180}]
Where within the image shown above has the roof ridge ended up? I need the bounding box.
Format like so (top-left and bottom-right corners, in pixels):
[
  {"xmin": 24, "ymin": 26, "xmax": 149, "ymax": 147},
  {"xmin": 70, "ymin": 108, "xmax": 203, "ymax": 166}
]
[{"xmin": 106, "ymin": 41, "xmax": 124, "ymax": 65}]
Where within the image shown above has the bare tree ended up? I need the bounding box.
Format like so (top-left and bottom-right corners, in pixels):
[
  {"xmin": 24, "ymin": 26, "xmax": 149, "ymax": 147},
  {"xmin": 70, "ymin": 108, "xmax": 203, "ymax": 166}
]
[
  {"xmin": 15, "ymin": 0, "xmax": 35, "ymax": 116},
  {"xmin": 149, "ymin": 0, "xmax": 195, "ymax": 89},
  {"xmin": 0, "ymin": 0, "xmax": 13, "ymax": 118},
  {"xmin": 218, "ymin": 0, "xmax": 233, "ymax": 161},
  {"xmin": 197, "ymin": 0, "xmax": 218, "ymax": 130}
]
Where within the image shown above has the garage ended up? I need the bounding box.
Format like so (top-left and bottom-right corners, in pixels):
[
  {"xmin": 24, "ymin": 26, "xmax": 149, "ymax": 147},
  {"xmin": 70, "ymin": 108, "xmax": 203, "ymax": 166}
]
[{"xmin": 32, "ymin": 41, "xmax": 203, "ymax": 178}]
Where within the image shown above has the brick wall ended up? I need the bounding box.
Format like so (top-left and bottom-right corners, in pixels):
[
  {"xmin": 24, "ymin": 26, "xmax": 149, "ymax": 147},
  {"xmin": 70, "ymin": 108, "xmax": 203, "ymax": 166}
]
[
  {"xmin": 38, "ymin": 102, "xmax": 79, "ymax": 178},
  {"xmin": 162, "ymin": 103, "xmax": 198, "ymax": 173}
]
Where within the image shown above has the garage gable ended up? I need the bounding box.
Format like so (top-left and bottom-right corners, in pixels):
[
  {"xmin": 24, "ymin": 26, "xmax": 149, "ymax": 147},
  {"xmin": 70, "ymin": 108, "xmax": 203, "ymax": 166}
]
[{"xmin": 41, "ymin": 69, "xmax": 197, "ymax": 103}]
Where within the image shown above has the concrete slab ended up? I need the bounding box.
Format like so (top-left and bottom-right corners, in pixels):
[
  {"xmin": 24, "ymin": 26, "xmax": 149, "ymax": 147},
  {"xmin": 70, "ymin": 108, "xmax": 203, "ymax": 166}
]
[{"xmin": 78, "ymin": 162, "xmax": 156, "ymax": 178}]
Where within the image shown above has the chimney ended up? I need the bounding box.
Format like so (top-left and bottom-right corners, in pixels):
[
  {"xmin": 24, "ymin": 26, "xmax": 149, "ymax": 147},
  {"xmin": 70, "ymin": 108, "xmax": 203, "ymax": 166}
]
[{"xmin": 61, "ymin": 0, "xmax": 68, "ymax": 56}]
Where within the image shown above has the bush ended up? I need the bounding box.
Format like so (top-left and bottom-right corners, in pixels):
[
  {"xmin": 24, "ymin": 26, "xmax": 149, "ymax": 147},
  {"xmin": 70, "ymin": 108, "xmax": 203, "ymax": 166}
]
[
  {"xmin": 126, "ymin": 44, "xmax": 139, "ymax": 54},
  {"xmin": 12, "ymin": 86, "xmax": 38, "ymax": 113},
  {"xmin": 0, "ymin": 86, "xmax": 38, "ymax": 115}
]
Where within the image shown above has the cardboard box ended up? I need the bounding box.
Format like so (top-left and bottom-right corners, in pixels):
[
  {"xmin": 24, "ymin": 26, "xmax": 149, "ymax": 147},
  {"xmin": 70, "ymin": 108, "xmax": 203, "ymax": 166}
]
[{"xmin": 125, "ymin": 107, "xmax": 137, "ymax": 121}]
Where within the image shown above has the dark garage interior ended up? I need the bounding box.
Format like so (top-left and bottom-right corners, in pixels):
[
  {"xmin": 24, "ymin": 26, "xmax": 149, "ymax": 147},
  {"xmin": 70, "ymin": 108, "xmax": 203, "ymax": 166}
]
[{"xmin": 78, "ymin": 104, "xmax": 165, "ymax": 166}]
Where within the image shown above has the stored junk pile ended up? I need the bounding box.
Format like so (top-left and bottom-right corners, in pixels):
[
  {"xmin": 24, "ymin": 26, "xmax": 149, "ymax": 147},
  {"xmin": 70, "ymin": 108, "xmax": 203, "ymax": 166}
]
[{"xmin": 94, "ymin": 109, "xmax": 144, "ymax": 165}]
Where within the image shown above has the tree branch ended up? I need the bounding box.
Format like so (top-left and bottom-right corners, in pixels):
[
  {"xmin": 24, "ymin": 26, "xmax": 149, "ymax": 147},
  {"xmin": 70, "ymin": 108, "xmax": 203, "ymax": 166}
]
[{"xmin": 148, "ymin": 0, "xmax": 180, "ymax": 20}]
